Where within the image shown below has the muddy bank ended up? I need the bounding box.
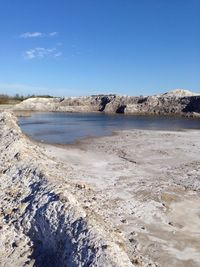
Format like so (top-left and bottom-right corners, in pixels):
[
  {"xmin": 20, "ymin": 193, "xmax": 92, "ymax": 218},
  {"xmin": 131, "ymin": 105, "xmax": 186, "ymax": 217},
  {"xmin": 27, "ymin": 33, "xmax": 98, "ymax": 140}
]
[{"xmin": 0, "ymin": 112, "xmax": 200, "ymax": 266}]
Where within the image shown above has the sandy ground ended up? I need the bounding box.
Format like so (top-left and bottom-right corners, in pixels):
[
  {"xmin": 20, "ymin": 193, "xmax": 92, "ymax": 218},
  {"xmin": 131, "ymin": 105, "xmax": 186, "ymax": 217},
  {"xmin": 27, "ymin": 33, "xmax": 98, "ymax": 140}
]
[
  {"xmin": 0, "ymin": 105, "xmax": 13, "ymax": 111},
  {"xmin": 41, "ymin": 129, "xmax": 200, "ymax": 267},
  {"xmin": 1, "ymin": 112, "xmax": 134, "ymax": 267},
  {"xmin": 1, "ymin": 111, "xmax": 200, "ymax": 266}
]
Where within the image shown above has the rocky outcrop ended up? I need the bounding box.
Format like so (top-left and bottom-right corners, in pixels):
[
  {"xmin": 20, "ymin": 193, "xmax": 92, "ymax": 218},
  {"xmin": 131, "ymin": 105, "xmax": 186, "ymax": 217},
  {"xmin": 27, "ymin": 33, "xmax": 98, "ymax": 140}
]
[
  {"xmin": 14, "ymin": 89, "xmax": 200, "ymax": 117},
  {"xmin": 0, "ymin": 112, "xmax": 134, "ymax": 267},
  {"xmin": 125, "ymin": 95, "xmax": 200, "ymax": 117}
]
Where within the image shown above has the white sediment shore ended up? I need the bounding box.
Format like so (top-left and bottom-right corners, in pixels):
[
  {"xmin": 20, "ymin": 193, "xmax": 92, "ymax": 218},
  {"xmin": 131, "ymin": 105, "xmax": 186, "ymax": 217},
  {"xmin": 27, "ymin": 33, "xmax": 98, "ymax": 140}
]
[{"xmin": 0, "ymin": 111, "xmax": 200, "ymax": 266}]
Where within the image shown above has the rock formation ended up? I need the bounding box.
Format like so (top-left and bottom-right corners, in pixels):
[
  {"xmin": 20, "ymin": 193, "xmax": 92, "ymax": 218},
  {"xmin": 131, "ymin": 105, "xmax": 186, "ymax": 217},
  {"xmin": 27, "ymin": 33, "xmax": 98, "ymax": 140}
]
[{"xmin": 13, "ymin": 89, "xmax": 200, "ymax": 117}]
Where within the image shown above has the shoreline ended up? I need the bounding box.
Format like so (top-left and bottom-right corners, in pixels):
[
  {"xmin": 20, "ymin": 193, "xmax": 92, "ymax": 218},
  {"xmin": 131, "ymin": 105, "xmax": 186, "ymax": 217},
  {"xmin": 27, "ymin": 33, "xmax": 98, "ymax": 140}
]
[
  {"xmin": 16, "ymin": 110, "xmax": 200, "ymax": 147},
  {"xmin": 0, "ymin": 111, "xmax": 200, "ymax": 266}
]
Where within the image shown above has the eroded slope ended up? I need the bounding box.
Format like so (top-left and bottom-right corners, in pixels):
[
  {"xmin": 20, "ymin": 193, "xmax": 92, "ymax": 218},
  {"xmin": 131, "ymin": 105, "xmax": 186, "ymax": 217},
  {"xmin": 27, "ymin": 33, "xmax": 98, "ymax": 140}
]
[{"xmin": 0, "ymin": 112, "xmax": 134, "ymax": 267}]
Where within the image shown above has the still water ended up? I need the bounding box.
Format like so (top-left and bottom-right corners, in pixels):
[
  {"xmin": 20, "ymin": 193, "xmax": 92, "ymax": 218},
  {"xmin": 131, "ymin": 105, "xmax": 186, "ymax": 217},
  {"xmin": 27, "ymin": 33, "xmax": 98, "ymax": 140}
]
[{"xmin": 18, "ymin": 112, "xmax": 200, "ymax": 144}]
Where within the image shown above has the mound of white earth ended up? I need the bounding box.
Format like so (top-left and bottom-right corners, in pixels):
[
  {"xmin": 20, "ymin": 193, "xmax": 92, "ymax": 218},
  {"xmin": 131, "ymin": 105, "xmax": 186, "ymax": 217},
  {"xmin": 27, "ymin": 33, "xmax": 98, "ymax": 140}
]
[{"xmin": 162, "ymin": 89, "xmax": 199, "ymax": 97}]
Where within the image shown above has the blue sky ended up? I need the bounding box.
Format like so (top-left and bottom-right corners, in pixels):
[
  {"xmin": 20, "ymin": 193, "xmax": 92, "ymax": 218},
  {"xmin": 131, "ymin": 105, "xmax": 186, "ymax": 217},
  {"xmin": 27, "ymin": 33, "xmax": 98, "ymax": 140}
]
[{"xmin": 0, "ymin": 0, "xmax": 199, "ymax": 96}]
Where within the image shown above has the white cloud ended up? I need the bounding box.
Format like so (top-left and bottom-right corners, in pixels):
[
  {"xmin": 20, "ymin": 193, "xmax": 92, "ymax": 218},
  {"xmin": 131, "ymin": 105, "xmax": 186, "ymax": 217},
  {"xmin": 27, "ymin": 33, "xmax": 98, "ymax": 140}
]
[
  {"xmin": 20, "ymin": 31, "xmax": 59, "ymax": 38},
  {"xmin": 25, "ymin": 49, "xmax": 36, "ymax": 59},
  {"xmin": 20, "ymin": 32, "xmax": 43, "ymax": 38},
  {"xmin": 25, "ymin": 47, "xmax": 62, "ymax": 59},
  {"xmin": 49, "ymin": 32, "xmax": 58, "ymax": 37},
  {"xmin": 54, "ymin": 52, "xmax": 62, "ymax": 57}
]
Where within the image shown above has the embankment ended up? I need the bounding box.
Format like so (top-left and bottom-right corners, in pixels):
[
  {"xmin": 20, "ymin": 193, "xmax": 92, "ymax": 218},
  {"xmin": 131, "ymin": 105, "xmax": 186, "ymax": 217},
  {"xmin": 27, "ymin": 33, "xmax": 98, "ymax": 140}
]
[
  {"xmin": 13, "ymin": 89, "xmax": 200, "ymax": 118},
  {"xmin": 0, "ymin": 112, "xmax": 134, "ymax": 267}
]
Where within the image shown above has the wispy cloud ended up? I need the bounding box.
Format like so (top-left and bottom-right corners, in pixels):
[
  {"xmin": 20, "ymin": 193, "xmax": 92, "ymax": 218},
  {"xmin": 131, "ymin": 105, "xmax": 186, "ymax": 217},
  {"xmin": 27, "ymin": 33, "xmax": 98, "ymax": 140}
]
[
  {"xmin": 20, "ymin": 32, "xmax": 43, "ymax": 38},
  {"xmin": 20, "ymin": 31, "xmax": 58, "ymax": 38},
  {"xmin": 49, "ymin": 32, "xmax": 58, "ymax": 37},
  {"xmin": 25, "ymin": 47, "xmax": 62, "ymax": 59}
]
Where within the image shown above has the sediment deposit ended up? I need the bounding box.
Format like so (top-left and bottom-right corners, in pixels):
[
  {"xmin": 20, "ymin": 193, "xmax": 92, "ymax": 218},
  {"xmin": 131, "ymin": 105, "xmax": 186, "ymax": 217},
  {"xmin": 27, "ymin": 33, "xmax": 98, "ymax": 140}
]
[
  {"xmin": 0, "ymin": 111, "xmax": 200, "ymax": 266},
  {"xmin": 13, "ymin": 89, "xmax": 200, "ymax": 117},
  {"xmin": 0, "ymin": 112, "xmax": 134, "ymax": 267}
]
